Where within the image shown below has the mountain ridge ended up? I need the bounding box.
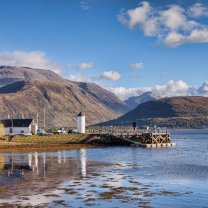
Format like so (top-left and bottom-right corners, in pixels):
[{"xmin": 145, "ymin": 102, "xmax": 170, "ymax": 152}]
[
  {"xmin": 124, "ymin": 92, "xmax": 160, "ymax": 109},
  {"xmin": 0, "ymin": 65, "xmax": 66, "ymax": 86},
  {"xmin": 99, "ymin": 96, "xmax": 208, "ymax": 128}
]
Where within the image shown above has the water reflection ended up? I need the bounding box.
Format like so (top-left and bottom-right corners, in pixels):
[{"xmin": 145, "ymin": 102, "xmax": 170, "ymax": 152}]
[
  {"xmin": 77, "ymin": 149, "xmax": 87, "ymax": 178},
  {"xmin": 3, "ymin": 156, "xmax": 28, "ymax": 178},
  {"xmin": 0, "ymin": 149, "xmax": 91, "ymax": 200}
]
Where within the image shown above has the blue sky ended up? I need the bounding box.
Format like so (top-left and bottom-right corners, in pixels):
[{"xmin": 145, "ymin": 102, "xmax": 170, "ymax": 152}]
[{"xmin": 0, "ymin": 0, "xmax": 208, "ymax": 99}]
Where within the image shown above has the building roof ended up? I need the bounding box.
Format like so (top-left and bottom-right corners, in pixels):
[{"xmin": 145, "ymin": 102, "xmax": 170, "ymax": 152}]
[
  {"xmin": 77, "ymin": 112, "xmax": 84, "ymax": 117},
  {"xmin": 0, "ymin": 119, "xmax": 33, "ymax": 128}
]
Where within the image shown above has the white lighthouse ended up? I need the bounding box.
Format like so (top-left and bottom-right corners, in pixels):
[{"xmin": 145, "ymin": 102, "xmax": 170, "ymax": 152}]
[{"xmin": 77, "ymin": 112, "xmax": 85, "ymax": 134}]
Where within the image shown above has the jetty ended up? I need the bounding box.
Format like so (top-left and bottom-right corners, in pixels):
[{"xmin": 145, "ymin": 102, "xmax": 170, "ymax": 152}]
[
  {"xmin": 73, "ymin": 112, "xmax": 176, "ymax": 148},
  {"xmin": 80, "ymin": 129, "xmax": 176, "ymax": 148}
]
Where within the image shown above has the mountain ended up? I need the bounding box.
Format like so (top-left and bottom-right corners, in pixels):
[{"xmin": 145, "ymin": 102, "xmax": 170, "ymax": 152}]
[
  {"xmin": 0, "ymin": 80, "xmax": 117, "ymax": 128},
  {"xmin": 124, "ymin": 92, "xmax": 160, "ymax": 109},
  {"xmin": 0, "ymin": 65, "xmax": 132, "ymax": 127},
  {"xmin": 0, "ymin": 66, "xmax": 66, "ymax": 86},
  {"xmin": 0, "ymin": 65, "xmax": 129, "ymax": 119},
  {"xmin": 73, "ymin": 82, "xmax": 130, "ymax": 114},
  {"xmin": 99, "ymin": 96, "xmax": 208, "ymax": 128}
]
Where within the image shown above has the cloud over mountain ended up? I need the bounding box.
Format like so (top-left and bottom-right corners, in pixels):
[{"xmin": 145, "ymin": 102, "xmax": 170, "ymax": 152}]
[
  {"xmin": 0, "ymin": 51, "xmax": 60, "ymax": 74},
  {"xmin": 109, "ymin": 80, "xmax": 208, "ymax": 100}
]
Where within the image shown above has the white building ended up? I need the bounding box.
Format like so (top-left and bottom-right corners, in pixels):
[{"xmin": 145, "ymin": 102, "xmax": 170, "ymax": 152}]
[
  {"xmin": 1, "ymin": 119, "xmax": 38, "ymax": 135},
  {"xmin": 77, "ymin": 112, "xmax": 85, "ymax": 134}
]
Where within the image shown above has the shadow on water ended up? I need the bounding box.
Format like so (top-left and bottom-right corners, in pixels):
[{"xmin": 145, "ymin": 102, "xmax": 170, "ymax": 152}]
[{"xmin": 0, "ymin": 150, "xmax": 105, "ymax": 202}]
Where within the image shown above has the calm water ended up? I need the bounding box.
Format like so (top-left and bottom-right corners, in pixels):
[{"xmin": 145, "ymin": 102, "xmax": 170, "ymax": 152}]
[{"xmin": 0, "ymin": 129, "xmax": 208, "ymax": 208}]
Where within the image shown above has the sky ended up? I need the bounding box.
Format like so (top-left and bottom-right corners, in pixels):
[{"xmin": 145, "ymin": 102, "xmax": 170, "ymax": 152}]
[{"xmin": 0, "ymin": 0, "xmax": 208, "ymax": 100}]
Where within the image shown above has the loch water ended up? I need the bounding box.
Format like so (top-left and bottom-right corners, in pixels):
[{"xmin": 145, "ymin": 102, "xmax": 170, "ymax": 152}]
[{"xmin": 0, "ymin": 129, "xmax": 208, "ymax": 208}]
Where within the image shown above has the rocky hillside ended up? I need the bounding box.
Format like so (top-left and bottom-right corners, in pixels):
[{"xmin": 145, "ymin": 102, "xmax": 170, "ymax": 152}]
[
  {"xmin": 74, "ymin": 82, "xmax": 130, "ymax": 114},
  {"xmin": 99, "ymin": 96, "xmax": 208, "ymax": 128},
  {"xmin": 0, "ymin": 65, "xmax": 133, "ymax": 128},
  {"xmin": 0, "ymin": 66, "xmax": 66, "ymax": 86},
  {"xmin": 0, "ymin": 80, "xmax": 117, "ymax": 128},
  {"xmin": 124, "ymin": 92, "xmax": 160, "ymax": 109}
]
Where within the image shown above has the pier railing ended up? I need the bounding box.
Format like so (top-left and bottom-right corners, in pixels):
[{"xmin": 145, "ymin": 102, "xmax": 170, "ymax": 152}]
[{"xmin": 83, "ymin": 127, "xmax": 175, "ymax": 148}]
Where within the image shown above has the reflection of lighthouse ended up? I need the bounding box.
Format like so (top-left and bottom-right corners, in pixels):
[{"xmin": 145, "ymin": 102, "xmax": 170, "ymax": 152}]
[
  {"xmin": 77, "ymin": 112, "xmax": 85, "ymax": 134},
  {"xmin": 28, "ymin": 153, "xmax": 32, "ymax": 168},
  {"xmin": 43, "ymin": 152, "xmax": 46, "ymax": 179},
  {"xmin": 58, "ymin": 151, "xmax": 62, "ymax": 165},
  {"xmin": 77, "ymin": 149, "xmax": 87, "ymax": 178},
  {"xmin": 28, "ymin": 152, "xmax": 40, "ymax": 175}
]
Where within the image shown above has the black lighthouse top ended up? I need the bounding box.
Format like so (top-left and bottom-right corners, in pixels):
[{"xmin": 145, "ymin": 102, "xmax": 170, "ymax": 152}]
[{"xmin": 77, "ymin": 112, "xmax": 84, "ymax": 117}]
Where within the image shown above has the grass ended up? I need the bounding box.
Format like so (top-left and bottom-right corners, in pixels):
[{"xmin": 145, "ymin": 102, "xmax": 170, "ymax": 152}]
[
  {"xmin": 0, "ymin": 134, "xmax": 95, "ymax": 153},
  {"xmin": 13, "ymin": 134, "xmax": 84, "ymax": 144}
]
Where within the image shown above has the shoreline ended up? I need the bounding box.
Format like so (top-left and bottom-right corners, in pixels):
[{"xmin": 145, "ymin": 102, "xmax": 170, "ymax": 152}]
[
  {"xmin": 0, "ymin": 143, "xmax": 97, "ymax": 153},
  {"xmin": 0, "ymin": 134, "xmax": 98, "ymax": 153}
]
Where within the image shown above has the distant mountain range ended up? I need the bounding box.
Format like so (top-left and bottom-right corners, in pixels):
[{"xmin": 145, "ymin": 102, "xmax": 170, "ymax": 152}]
[
  {"xmin": 99, "ymin": 96, "xmax": 208, "ymax": 128},
  {"xmin": 124, "ymin": 92, "xmax": 160, "ymax": 109},
  {"xmin": 0, "ymin": 66, "xmax": 129, "ymax": 128}
]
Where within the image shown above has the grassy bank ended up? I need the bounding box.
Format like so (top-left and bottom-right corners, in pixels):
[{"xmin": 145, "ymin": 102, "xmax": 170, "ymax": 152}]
[{"xmin": 0, "ymin": 134, "xmax": 95, "ymax": 153}]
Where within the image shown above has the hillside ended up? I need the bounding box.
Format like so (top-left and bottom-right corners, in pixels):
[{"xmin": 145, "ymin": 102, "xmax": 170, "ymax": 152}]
[
  {"xmin": 0, "ymin": 80, "xmax": 117, "ymax": 128},
  {"xmin": 73, "ymin": 82, "xmax": 130, "ymax": 114},
  {"xmin": 124, "ymin": 92, "xmax": 160, "ymax": 109},
  {"xmin": 0, "ymin": 65, "xmax": 66, "ymax": 86},
  {"xmin": 99, "ymin": 96, "xmax": 208, "ymax": 128},
  {"xmin": 0, "ymin": 65, "xmax": 129, "ymax": 117}
]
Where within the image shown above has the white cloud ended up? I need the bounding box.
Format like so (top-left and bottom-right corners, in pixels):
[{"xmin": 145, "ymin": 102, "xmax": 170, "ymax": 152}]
[
  {"xmin": 68, "ymin": 73, "xmax": 92, "ymax": 83},
  {"xmin": 79, "ymin": 62, "xmax": 95, "ymax": 70},
  {"xmin": 118, "ymin": 1, "xmax": 208, "ymax": 47},
  {"xmin": 119, "ymin": 1, "xmax": 151, "ymax": 29},
  {"xmin": 68, "ymin": 70, "xmax": 121, "ymax": 83},
  {"xmin": 109, "ymin": 86, "xmax": 150, "ymax": 100},
  {"xmin": 0, "ymin": 50, "xmax": 60, "ymax": 74},
  {"xmin": 109, "ymin": 80, "xmax": 198, "ymax": 100},
  {"xmin": 129, "ymin": 62, "xmax": 144, "ymax": 70},
  {"xmin": 98, "ymin": 71, "xmax": 121, "ymax": 81},
  {"xmin": 117, "ymin": 1, "xmax": 159, "ymax": 37},
  {"xmin": 164, "ymin": 29, "xmax": 208, "ymax": 47},
  {"xmin": 68, "ymin": 62, "xmax": 95, "ymax": 70},
  {"xmin": 160, "ymin": 5, "xmax": 197, "ymax": 31},
  {"xmin": 142, "ymin": 16, "xmax": 159, "ymax": 36},
  {"xmin": 80, "ymin": 0, "xmax": 96, "ymax": 11},
  {"xmin": 152, "ymin": 80, "xmax": 191, "ymax": 97},
  {"xmin": 198, "ymin": 81, "xmax": 208, "ymax": 95},
  {"xmin": 188, "ymin": 3, "xmax": 208, "ymax": 18}
]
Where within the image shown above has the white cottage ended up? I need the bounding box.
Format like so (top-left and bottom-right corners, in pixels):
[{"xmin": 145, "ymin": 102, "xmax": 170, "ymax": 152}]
[{"xmin": 0, "ymin": 119, "xmax": 38, "ymax": 135}]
